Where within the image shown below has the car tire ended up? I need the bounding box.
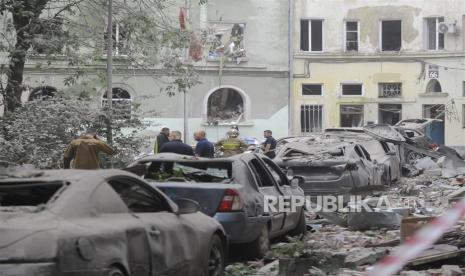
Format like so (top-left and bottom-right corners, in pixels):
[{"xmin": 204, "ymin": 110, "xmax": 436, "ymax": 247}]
[
  {"xmin": 206, "ymin": 235, "xmax": 225, "ymax": 276},
  {"xmin": 288, "ymin": 209, "xmax": 307, "ymax": 237},
  {"xmin": 107, "ymin": 267, "xmax": 125, "ymax": 276},
  {"xmin": 245, "ymin": 225, "xmax": 270, "ymax": 259}
]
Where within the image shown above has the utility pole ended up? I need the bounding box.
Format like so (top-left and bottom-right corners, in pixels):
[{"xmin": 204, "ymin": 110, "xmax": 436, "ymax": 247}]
[
  {"xmin": 183, "ymin": 0, "xmax": 191, "ymax": 144},
  {"xmin": 106, "ymin": 0, "xmax": 113, "ymax": 145}
]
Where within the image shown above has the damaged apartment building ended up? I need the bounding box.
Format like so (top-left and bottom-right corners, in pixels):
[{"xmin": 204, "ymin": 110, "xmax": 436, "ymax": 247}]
[
  {"xmin": 0, "ymin": 0, "xmax": 290, "ymax": 144},
  {"xmin": 292, "ymin": 0, "xmax": 465, "ymax": 146}
]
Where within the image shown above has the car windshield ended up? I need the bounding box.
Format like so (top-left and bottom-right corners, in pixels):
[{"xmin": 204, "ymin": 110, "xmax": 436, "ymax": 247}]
[
  {"xmin": 0, "ymin": 181, "xmax": 64, "ymax": 212},
  {"xmin": 145, "ymin": 161, "xmax": 233, "ymax": 183},
  {"xmin": 361, "ymin": 142, "xmax": 384, "ymax": 156}
]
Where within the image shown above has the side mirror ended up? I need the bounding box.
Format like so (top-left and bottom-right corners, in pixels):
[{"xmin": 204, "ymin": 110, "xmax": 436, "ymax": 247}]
[
  {"xmin": 176, "ymin": 198, "xmax": 200, "ymax": 215},
  {"xmin": 290, "ymin": 176, "xmax": 304, "ymax": 188}
]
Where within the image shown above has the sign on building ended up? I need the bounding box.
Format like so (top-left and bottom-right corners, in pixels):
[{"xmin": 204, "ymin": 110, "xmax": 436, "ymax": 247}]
[{"xmin": 428, "ymin": 65, "xmax": 439, "ymax": 79}]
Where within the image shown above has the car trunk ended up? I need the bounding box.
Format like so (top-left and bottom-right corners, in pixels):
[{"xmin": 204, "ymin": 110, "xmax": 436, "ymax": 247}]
[{"xmin": 149, "ymin": 182, "xmax": 244, "ymax": 217}]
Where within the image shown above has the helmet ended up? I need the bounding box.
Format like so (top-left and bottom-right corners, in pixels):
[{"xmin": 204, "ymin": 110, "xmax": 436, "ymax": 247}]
[{"xmin": 227, "ymin": 129, "xmax": 239, "ymax": 138}]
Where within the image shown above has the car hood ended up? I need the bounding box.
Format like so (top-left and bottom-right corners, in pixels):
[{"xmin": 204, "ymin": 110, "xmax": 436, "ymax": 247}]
[{"xmin": 0, "ymin": 211, "xmax": 58, "ymax": 249}]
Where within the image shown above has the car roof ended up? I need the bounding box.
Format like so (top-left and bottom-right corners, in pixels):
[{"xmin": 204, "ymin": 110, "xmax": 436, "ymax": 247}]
[
  {"xmin": 0, "ymin": 169, "xmax": 136, "ymax": 184},
  {"xmin": 135, "ymin": 152, "xmax": 245, "ymax": 163}
]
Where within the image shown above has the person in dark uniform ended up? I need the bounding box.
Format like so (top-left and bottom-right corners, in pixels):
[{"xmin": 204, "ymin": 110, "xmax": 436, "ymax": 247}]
[
  {"xmin": 263, "ymin": 130, "xmax": 277, "ymax": 159},
  {"xmin": 160, "ymin": 130, "xmax": 194, "ymax": 156},
  {"xmin": 153, "ymin": 127, "xmax": 170, "ymax": 154},
  {"xmin": 194, "ymin": 130, "xmax": 214, "ymax": 158}
]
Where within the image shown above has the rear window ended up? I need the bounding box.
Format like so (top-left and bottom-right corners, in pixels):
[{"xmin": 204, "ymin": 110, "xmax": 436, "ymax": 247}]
[
  {"xmin": 145, "ymin": 161, "xmax": 233, "ymax": 183},
  {"xmin": 0, "ymin": 181, "xmax": 64, "ymax": 212}
]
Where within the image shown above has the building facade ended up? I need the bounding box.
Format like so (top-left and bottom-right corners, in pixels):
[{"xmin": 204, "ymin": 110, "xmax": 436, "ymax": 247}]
[
  {"xmin": 0, "ymin": 0, "xmax": 290, "ymax": 145},
  {"xmin": 291, "ymin": 0, "xmax": 465, "ymax": 146}
]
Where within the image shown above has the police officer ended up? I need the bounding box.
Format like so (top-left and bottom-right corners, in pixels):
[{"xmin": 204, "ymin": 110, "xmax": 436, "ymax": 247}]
[{"xmin": 215, "ymin": 128, "xmax": 248, "ymax": 157}]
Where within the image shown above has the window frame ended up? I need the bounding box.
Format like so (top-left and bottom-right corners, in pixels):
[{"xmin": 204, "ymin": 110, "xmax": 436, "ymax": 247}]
[
  {"xmin": 300, "ymin": 104, "xmax": 324, "ymax": 133},
  {"xmin": 340, "ymin": 104, "xmax": 364, "ymax": 127},
  {"xmin": 101, "ymin": 88, "xmax": 133, "ymax": 120},
  {"xmin": 340, "ymin": 83, "xmax": 364, "ymax": 97},
  {"xmin": 300, "ymin": 18, "xmax": 324, "ymax": 52},
  {"xmin": 380, "ymin": 19, "xmax": 402, "ymax": 52},
  {"xmin": 378, "ymin": 82, "xmax": 402, "ymax": 98},
  {"xmin": 301, "ymin": 83, "xmax": 323, "ymax": 96},
  {"xmin": 424, "ymin": 17, "xmax": 444, "ymax": 51},
  {"xmin": 344, "ymin": 20, "xmax": 359, "ymax": 52}
]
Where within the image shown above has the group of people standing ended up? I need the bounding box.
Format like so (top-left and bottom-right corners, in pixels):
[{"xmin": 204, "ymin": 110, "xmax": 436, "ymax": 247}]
[
  {"xmin": 62, "ymin": 126, "xmax": 277, "ymax": 170},
  {"xmin": 154, "ymin": 127, "xmax": 277, "ymax": 159}
]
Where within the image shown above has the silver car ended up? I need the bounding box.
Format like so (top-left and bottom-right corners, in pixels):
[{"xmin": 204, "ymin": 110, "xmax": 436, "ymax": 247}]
[{"xmin": 0, "ymin": 169, "xmax": 226, "ymax": 276}]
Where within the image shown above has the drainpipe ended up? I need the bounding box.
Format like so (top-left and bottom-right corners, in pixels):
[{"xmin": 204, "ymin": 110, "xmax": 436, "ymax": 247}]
[
  {"xmin": 183, "ymin": 0, "xmax": 191, "ymax": 144},
  {"xmin": 288, "ymin": 0, "xmax": 293, "ymax": 136}
]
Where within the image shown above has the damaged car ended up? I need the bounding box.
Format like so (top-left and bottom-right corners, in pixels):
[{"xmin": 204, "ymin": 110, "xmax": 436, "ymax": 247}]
[
  {"xmin": 0, "ymin": 169, "xmax": 227, "ymax": 276},
  {"xmin": 273, "ymin": 140, "xmax": 383, "ymax": 201},
  {"xmin": 322, "ymin": 128, "xmax": 401, "ymax": 186},
  {"xmin": 126, "ymin": 153, "xmax": 306, "ymax": 259}
]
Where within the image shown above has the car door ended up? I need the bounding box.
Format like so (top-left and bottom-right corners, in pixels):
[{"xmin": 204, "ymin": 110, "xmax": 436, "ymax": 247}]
[
  {"xmin": 107, "ymin": 176, "xmax": 197, "ymax": 276},
  {"xmin": 247, "ymin": 157, "xmax": 286, "ymax": 233},
  {"xmin": 349, "ymin": 145, "xmax": 371, "ymax": 187},
  {"xmin": 260, "ymin": 156, "xmax": 303, "ymax": 230},
  {"xmin": 358, "ymin": 145, "xmax": 382, "ymax": 186}
]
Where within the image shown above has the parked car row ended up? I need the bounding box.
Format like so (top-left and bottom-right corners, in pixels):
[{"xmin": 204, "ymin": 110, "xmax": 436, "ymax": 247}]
[
  {"xmin": 0, "ymin": 152, "xmax": 307, "ymax": 275},
  {"xmin": 4, "ymin": 121, "xmax": 446, "ymax": 275}
]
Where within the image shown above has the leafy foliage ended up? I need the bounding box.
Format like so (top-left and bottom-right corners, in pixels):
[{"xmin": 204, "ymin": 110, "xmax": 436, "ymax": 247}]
[
  {"xmin": 0, "ymin": 0, "xmax": 204, "ymax": 112},
  {"xmin": 0, "ymin": 95, "xmax": 149, "ymax": 169}
]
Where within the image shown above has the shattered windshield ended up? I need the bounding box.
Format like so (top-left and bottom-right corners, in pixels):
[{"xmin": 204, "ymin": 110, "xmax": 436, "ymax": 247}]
[
  {"xmin": 145, "ymin": 161, "xmax": 233, "ymax": 183},
  {"xmin": 0, "ymin": 181, "xmax": 64, "ymax": 212}
]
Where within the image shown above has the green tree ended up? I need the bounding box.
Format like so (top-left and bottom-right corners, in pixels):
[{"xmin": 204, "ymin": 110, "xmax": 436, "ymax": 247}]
[
  {"xmin": 0, "ymin": 95, "xmax": 148, "ymax": 168},
  {"xmin": 0, "ymin": 0, "xmax": 201, "ymax": 113}
]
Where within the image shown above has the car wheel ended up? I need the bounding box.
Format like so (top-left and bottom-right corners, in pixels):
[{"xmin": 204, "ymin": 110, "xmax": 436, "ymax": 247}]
[
  {"xmin": 207, "ymin": 235, "xmax": 225, "ymax": 276},
  {"xmin": 107, "ymin": 267, "xmax": 125, "ymax": 276},
  {"xmin": 288, "ymin": 209, "xmax": 307, "ymax": 237},
  {"xmin": 246, "ymin": 225, "xmax": 270, "ymax": 259},
  {"xmin": 406, "ymin": 151, "xmax": 424, "ymax": 165}
]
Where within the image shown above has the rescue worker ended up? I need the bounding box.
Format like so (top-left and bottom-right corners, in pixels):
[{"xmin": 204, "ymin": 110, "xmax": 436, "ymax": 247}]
[
  {"xmin": 153, "ymin": 127, "xmax": 170, "ymax": 154},
  {"xmin": 215, "ymin": 128, "xmax": 248, "ymax": 157},
  {"xmin": 63, "ymin": 128, "xmax": 116, "ymax": 169}
]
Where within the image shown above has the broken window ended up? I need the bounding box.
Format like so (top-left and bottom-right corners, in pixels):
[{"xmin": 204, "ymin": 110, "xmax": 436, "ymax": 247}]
[
  {"xmin": 426, "ymin": 79, "xmax": 442, "ymax": 93},
  {"xmin": 379, "ymin": 83, "xmax": 402, "ymax": 97},
  {"xmin": 341, "ymin": 84, "xmax": 363, "ymax": 96},
  {"xmin": 345, "ymin": 21, "xmax": 359, "ymax": 51},
  {"xmin": 302, "ymin": 84, "xmax": 322, "ymax": 96},
  {"xmin": 0, "ymin": 181, "xmax": 64, "ymax": 210},
  {"xmin": 207, "ymin": 23, "xmax": 246, "ymax": 62},
  {"xmin": 104, "ymin": 21, "xmax": 130, "ymax": 55},
  {"xmin": 249, "ymin": 159, "xmax": 275, "ymax": 187},
  {"xmin": 378, "ymin": 104, "xmax": 402, "ymax": 125},
  {"xmin": 423, "ymin": 104, "xmax": 445, "ymax": 120},
  {"xmin": 340, "ymin": 105, "xmax": 364, "ymax": 127},
  {"xmin": 108, "ymin": 179, "xmax": 169, "ymax": 213},
  {"xmin": 102, "ymin": 87, "xmax": 132, "ymax": 120},
  {"xmin": 32, "ymin": 17, "xmax": 65, "ymax": 55},
  {"xmin": 207, "ymin": 88, "xmax": 244, "ymax": 123},
  {"xmin": 29, "ymin": 86, "xmax": 57, "ymax": 101},
  {"xmin": 301, "ymin": 105, "xmax": 323, "ymax": 133},
  {"xmin": 300, "ymin": 19, "xmax": 323, "ymax": 51},
  {"xmin": 425, "ymin": 17, "xmax": 444, "ymax": 50},
  {"xmin": 381, "ymin": 20, "xmax": 401, "ymax": 51}
]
